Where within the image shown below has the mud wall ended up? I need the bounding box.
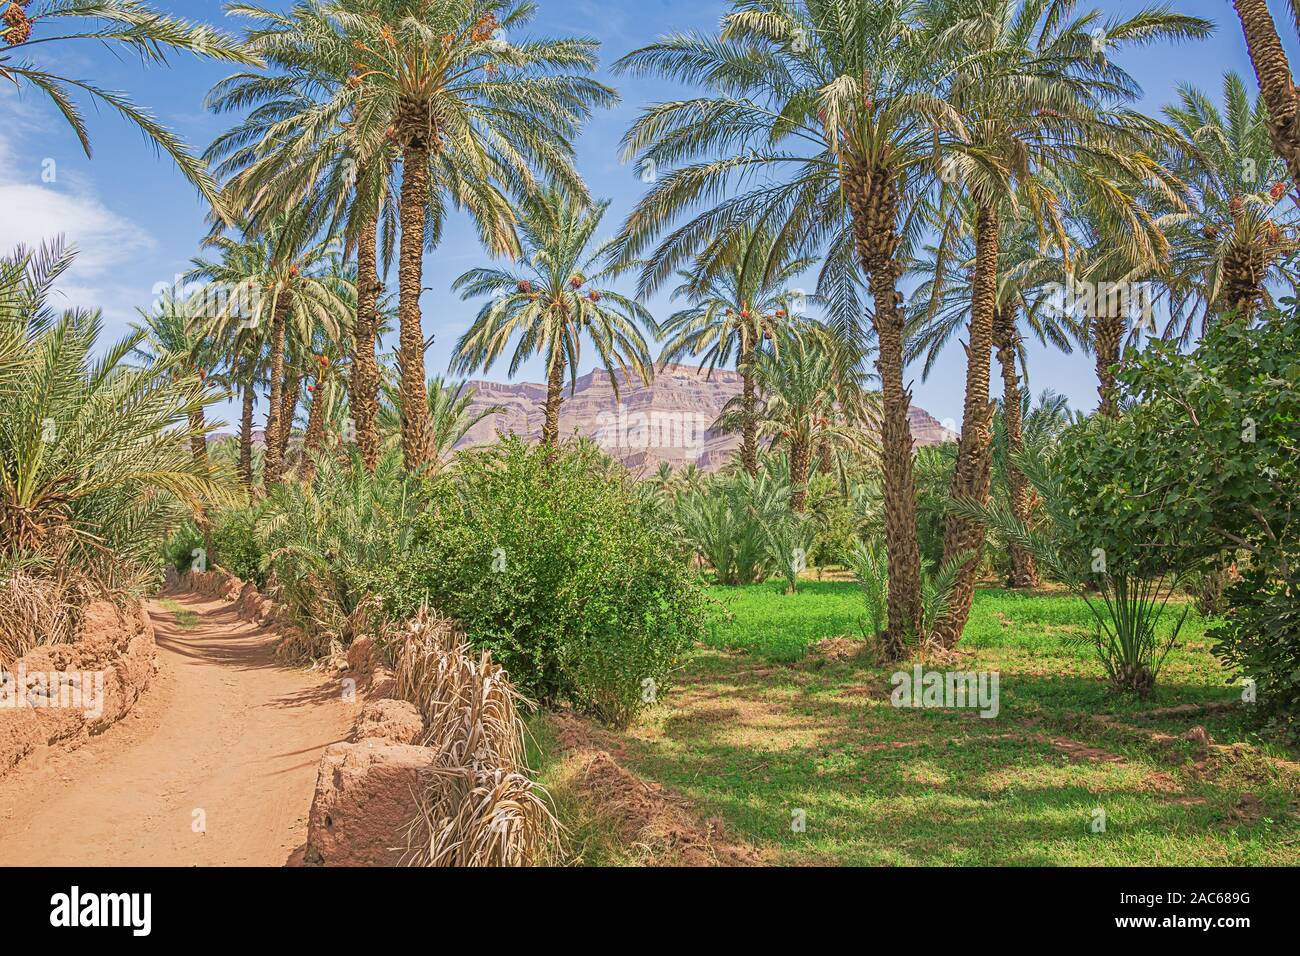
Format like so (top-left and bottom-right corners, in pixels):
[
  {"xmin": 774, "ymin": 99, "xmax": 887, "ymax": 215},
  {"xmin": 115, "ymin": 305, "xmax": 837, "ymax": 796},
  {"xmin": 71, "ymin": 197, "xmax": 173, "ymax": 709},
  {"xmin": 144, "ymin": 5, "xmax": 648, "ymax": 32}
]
[{"xmin": 0, "ymin": 600, "xmax": 157, "ymax": 776}]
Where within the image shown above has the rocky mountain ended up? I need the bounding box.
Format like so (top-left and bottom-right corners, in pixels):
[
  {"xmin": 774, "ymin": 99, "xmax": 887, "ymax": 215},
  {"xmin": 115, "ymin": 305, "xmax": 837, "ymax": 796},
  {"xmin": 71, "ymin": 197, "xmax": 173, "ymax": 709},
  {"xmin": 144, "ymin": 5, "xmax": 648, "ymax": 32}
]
[{"xmin": 455, "ymin": 363, "xmax": 956, "ymax": 473}]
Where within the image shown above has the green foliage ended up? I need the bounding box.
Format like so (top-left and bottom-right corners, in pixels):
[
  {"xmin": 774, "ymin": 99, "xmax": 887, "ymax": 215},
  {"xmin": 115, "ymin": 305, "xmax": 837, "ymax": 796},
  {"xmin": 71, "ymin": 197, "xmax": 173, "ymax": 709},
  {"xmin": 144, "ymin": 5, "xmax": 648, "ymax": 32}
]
[
  {"xmin": 955, "ymin": 429, "xmax": 1191, "ymax": 695},
  {"xmin": 913, "ymin": 444, "xmax": 957, "ymax": 567},
  {"xmin": 257, "ymin": 447, "xmax": 422, "ymax": 649},
  {"xmin": 673, "ymin": 468, "xmax": 788, "ymax": 585},
  {"xmin": 844, "ymin": 532, "xmax": 966, "ymax": 654},
  {"xmin": 763, "ymin": 511, "xmax": 814, "ymax": 594},
  {"xmin": 162, "ymin": 520, "xmax": 205, "ymax": 575},
  {"xmin": 1104, "ymin": 309, "xmax": 1300, "ymax": 737},
  {"xmin": 0, "ymin": 242, "xmax": 223, "ymax": 595},
  {"xmin": 387, "ymin": 438, "xmax": 705, "ymax": 727},
  {"xmin": 844, "ymin": 536, "xmax": 888, "ymax": 640},
  {"xmin": 209, "ymin": 508, "xmax": 265, "ymax": 586}
]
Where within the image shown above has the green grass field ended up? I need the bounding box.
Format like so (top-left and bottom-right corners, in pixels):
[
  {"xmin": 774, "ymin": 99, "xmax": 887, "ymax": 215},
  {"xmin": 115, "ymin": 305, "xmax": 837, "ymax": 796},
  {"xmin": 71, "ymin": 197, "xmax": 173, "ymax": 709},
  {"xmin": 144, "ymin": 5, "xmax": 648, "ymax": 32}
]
[{"xmin": 537, "ymin": 581, "xmax": 1300, "ymax": 866}]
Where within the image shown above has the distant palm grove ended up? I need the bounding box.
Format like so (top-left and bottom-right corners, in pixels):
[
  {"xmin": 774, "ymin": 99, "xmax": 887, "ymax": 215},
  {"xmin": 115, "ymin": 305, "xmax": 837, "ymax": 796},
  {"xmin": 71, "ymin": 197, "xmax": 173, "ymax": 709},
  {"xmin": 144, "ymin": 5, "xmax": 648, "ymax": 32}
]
[{"xmin": 2, "ymin": 0, "xmax": 1298, "ymax": 869}]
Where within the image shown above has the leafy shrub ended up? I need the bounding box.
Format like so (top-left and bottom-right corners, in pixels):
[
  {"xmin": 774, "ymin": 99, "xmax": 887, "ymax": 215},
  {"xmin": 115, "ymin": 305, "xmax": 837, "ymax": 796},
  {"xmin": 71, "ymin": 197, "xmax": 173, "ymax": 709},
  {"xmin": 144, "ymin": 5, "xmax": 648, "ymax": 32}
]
[
  {"xmin": 257, "ymin": 447, "xmax": 422, "ymax": 656},
  {"xmin": 163, "ymin": 520, "xmax": 206, "ymax": 575},
  {"xmin": 207, "ymin": 508, "xmax": 265, "ymax": 586},
  {"xmin": 1213, "ymin": 572, "xmax": 1299, "ymax": 743},
  {"xmin": 386, "ymin": 438, "xmax": 705, "ymax": 727},
  {"xmin": 764, "ymin": 512, "xmax": 814, "ymax": 594}
]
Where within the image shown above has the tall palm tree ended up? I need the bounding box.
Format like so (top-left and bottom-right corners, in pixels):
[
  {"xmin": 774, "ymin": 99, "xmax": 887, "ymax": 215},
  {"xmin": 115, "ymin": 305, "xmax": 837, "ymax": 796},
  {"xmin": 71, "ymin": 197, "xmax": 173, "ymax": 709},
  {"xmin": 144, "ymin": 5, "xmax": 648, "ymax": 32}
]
[
  {"xmin": 319, "ymin": 0, "xmax": 615, "ymax": 470},
  {"xmin": 914, "ymin": 0, "xmax": 1207, "ymax": 647},
  {"xmin": 909, "ymin": 204, "xmax": 1078, "ymax": 588},
  {"xmin": 188, "ymin": 218, "xmax": 353, "ymax": 485},
  {"xmin": 451, "ymin": 189, "xmax": 654, "ymax": 447},
  {"xmin": 1161, "ymin": 73, "xmax": 1300, "ymax": 329},
  {"xmin": 207, "ymin": 1, "xmax": 401, "ymax": 474},
  {"xmin": 1231, "ymin": 0, "xmax": 1300, "ymax": 183},
  {"xmin": 0, "ymin": 1, "xmax": 257, "ymax": 213},
  {"xmin": 657, "ymin": 230, "xmax": 813, "ymax": 477},
  {"xmin": 613, "ymin": 0, "xmax": 961, "ymax": 653},
  {"xmin": 1050, "ymin": 171, "xmax": 1183, "ymax": 419}
]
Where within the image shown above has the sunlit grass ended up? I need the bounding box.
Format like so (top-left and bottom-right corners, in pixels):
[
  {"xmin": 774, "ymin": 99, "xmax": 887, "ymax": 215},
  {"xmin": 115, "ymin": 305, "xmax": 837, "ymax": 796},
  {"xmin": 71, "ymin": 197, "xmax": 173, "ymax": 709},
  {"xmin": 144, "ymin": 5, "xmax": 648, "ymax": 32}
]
[{"xmin": 538, "ymin": 583, "xmax": 1300, "ymax": 866}]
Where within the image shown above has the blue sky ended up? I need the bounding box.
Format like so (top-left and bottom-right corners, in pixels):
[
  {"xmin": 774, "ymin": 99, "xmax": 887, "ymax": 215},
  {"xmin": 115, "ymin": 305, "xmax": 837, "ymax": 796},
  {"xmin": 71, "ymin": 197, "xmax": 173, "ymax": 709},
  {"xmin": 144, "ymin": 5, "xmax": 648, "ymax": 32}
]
[{"xmin": 0, "ymin": 0, "xmax": 1282, "ymax": 431}]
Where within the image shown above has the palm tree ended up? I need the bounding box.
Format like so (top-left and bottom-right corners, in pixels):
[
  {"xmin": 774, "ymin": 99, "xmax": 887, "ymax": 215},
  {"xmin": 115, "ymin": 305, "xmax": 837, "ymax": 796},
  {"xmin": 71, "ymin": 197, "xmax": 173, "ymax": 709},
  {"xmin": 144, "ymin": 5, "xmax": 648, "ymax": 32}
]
[
  {"xmin": 1161, "ymin": 73, "xmax": 1300, "ymax": 328},
  {"xmin": 188, "ymin": 218, "xmax": 353, "ymax": 485},
  {"xmin": 913, "ymin": 0, "xmax": 1207, "ymax": 647},
  {"xmin": 319, "ymin": 0, "xmax": 615, "ymax": 470},
  {"xmin": 208, "ymin": 1, "xmax": 401, "ymax": 474},
  {"xmin": 131, "ymin": 289, "xmax": 221, "ymax": 467},
  {"xmin": 723, "ymin": 327, "xmax": 870, "ymax": 513},
  {"xmin": 657, "ymin": 230, "xmax": 813, "ymax": 476},
  {"xmin": 909, "ymin": 204, "xmax": 1078, "ymax": 588},
  {"xmin": 0, "ymin": 1, "xmax": 257, "ymax": 213},
  {"xmin": 451, "ymin": 189, "xmax": 654, "ymax": 447},
  {"xmin": 1231, "ymin": 0, "xmax": 1300, "ymax": 183},
  {"xmin": 378, "ymin": 375, "xmax": 505, "ymax": 463},
  {"xmin": 1049, "ymin": 172, "xmax": 1184, "ymax": 420},
  {"xmin": 0, "ymin": 241, "xmax": 223, "ymax": 592},
  {"xmin": 613, "ymin": 0, "xmax": 960, "ymax": 653}
]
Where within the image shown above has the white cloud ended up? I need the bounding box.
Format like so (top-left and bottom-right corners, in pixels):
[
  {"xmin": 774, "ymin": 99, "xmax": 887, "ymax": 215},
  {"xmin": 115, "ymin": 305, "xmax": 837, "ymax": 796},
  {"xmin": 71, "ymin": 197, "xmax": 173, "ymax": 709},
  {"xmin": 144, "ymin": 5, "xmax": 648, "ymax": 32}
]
[{"xmin": 0, "ymin": 129, "xmax": 154, "ymax": 320}]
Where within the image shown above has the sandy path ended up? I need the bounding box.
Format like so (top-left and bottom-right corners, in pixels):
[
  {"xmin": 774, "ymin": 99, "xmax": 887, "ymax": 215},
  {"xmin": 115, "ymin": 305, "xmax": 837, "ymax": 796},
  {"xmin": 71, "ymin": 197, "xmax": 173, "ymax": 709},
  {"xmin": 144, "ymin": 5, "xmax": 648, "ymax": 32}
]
[{"xmin": 0, "ymin": 591, "xmax": 354, "ymax": 866}]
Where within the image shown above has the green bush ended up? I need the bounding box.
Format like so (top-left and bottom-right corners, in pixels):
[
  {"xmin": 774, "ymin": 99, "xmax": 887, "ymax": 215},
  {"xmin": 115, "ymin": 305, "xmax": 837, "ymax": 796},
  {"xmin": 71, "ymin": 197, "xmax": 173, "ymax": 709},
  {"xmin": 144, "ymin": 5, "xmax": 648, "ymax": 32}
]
[
  {"xmin": 163, "ymin": 520, "xmax": 205, "ymax": 574},
  {"xmin": 209, "ymin": 508, "xmax": 265, "ymax": 586},
  {"xmin": 673, "ymin": 468, "xmax": 787, "ymax": 585},
  {"xmin": 1213, "ymin": 572, "xmax": 1299, "ymax": 744},
  {"xmin": 258, "ymin": 448, "xmax": 422, "ymax": 652},
  {"xmin": 162, "ymin": 508, "xmax": 266, "ymax": 587},
  {"xmin": 385, "ymin": 438, "xmax": 706, "ymax": 727}
]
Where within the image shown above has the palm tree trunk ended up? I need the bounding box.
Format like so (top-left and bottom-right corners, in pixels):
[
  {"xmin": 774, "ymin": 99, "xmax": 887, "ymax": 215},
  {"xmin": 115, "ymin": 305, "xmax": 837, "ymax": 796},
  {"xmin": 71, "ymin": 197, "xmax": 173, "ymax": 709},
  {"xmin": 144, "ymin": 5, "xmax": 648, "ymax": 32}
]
[
  {"xmin": 188, "ymin": 407, "xmax": 208, "ymax": 465},
  {"xmin": 934, "ymin": 203, "xmax": 999, "ymax": 648},
  {"xmin": 789, "ymin": 440, "xmax": 811, "ymax": 513},
  {"xmin": 239, "ymin": 373, "xmax": 255, "ymax": 491},
  {"xmin": 817, "ymin": 440, "xmax": 833, "ymax": 475},
  {"xmin": 1233, "ymin": 0, "xmax": 1300, "ymax": 183},
  {"xmin": 278, "ymin": 363, "xmax": 300, "ymax": 469},
  {"xmin": 542, "ymin": 349, "xmax": 565, "ymax": 446},
  {"xmin": 844, "ymin": 159, "xmax": 923, "ymax": 657},
  {"xmin": 1094, "ymin": 312, "xmax": 1123, "ymax": 419},
  {"xmin": 352, "ymin": 203, "xmax": 382, "ymax": 472},
  {"xmin": 300, "ymin": 385, "xmax": 328, "ymax": 483},
  {"xmin": 397, "ymin": 131, "xmax": 432, "ymax": 471},
  {"xmin": 263, "ymin": 297, "xmax": 288, "ymax": 486},
  {"xmin": 1221, "ymin": 239, "xmax": 1266, "ymax": 322},
  {"xmin": 994, "ymin": 307, "xmax": 1038, "ymax": 589},
  {"xmin": 739, "ymin": 336, "xmax": 758, "ymax": 477}
]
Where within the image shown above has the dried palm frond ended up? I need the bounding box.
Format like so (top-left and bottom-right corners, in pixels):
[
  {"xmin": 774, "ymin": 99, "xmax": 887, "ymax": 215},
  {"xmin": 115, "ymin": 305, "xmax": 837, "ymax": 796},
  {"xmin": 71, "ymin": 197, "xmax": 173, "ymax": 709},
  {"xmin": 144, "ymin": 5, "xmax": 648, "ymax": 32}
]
[
  {"xmin": 395, "ymin": 606, "xmax": 560, "ymax": 867},
  {"xmin": 0, "ymin": 567, "xmax": 99, "ymax": 669}
]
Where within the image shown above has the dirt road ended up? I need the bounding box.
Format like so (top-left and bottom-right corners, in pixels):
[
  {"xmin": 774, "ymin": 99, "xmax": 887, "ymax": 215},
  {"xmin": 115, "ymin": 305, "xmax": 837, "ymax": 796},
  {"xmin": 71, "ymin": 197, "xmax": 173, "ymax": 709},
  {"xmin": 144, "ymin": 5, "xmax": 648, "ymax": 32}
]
[{"xmin": 0, "ymin": 591, "xmax": 354, "ymax": 866}]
